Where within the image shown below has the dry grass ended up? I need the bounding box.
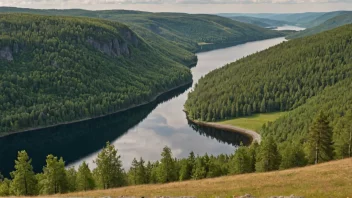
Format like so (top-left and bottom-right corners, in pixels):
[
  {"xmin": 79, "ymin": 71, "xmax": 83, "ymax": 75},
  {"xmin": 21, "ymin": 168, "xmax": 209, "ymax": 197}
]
[{"xmin": 58, "ymin": 158, "xmax": 352, "ymax": 198}]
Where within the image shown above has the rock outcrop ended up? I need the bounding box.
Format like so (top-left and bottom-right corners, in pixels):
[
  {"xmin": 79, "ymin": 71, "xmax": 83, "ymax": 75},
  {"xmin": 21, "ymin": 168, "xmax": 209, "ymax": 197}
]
[{"xmin": 87, "ymin": 29, "xmax": 139, "ymax": 57}]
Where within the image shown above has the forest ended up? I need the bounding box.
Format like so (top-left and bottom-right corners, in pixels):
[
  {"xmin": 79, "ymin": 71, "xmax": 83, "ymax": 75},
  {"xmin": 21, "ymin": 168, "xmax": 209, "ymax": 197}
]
[
  {"xmin": 0, "ymin": 13, "xmax": 192, "ymax": 134},
  {"xmin": 1, "ymin": 110, "xmax": 348, "ymax": 196},
  {"xmin": 185, "ymin": 24, "xmax": 352, "ymax": 159}
]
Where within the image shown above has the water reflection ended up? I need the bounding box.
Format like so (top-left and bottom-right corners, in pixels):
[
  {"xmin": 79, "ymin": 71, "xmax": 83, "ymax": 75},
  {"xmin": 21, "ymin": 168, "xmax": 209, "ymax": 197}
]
[{"xmin": 0, "ymin": 83, "xmax": 191, "ymax": 176}]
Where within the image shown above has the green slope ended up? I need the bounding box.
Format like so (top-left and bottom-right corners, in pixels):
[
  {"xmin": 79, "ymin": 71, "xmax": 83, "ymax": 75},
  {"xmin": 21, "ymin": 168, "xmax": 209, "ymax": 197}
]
[
  {"xmin": 0, "ymin": 13, "xmax": 192, "ymax": 135},
  {"xmin": 287, "ymin": 13, "xmax": 352, "ymax": 39},
  {"xmin": 185, "ymin": 25, "xmax": 352, "ymax": 126}
]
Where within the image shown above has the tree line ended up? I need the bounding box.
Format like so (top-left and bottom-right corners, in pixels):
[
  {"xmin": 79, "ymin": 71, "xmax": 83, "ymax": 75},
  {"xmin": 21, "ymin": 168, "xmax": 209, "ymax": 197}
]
[{"xmin": 1, "ymin": 112, "xmax": 348, "ymax": 196}]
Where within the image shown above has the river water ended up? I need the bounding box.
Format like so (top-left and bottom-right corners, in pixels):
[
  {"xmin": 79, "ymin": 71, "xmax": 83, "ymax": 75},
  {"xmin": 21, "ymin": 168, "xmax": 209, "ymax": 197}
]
[{"xmin": 0, "ymin": 37, "xmax": 287, "ymax": 176}]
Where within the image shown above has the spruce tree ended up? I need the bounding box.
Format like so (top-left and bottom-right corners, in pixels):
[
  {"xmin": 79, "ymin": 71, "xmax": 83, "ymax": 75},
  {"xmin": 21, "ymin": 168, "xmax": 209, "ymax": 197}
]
[
  {"xmin": 230, "ymin": 144, "xmax": 251, "ymax": 174},
  {"xmin": 66, "ymin": 167, "xmax": 77, "ymax": 192},
  {"xmin": 41, "ymin": 155, "xmax": 68, "ymax": 194},
  {"xmin": 333, "ymin": 111, "xmax": 352, "ymax": 158},
  {"xmin": 248, "ymin": 141, "xmax": 259, "ymax": 172},
  {"xmin": 158, "ymin": 146, "xmax": 176, "ymax": 183},
  {"xmin": 307, "ymin": 112, "xmax": 334, "ymax": 164},
  {"xmin": 10, "ymin": 151, "xmax": 37, "ymax": 196},
  {"xmin": 192, "ymin": 156, "xmax": 206, "ymax": 180},
  {"xmin": 94, "ymin": 142, "xmax": 124, "ymax": 189},
  {"xmin": 76, "ymin": 162, "xmax": 95, "ymax": 191},
  {"xmin": 255, "ymin": 137, "xmax": 280, "ymax": 172},
  {"xmin": 279, "ymin": 142, "xmax": 307, "ymax": 169},
  {"xmin": 0, "ymin": 178, "xmax": 11, "ymax": 196}
]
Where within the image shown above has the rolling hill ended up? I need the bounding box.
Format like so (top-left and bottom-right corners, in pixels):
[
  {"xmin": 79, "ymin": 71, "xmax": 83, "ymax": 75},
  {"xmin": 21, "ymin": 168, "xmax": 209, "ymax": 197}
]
[
  {"xmin": 287, "ymin": 13, "xmax": 352, "ymax": 39},
  {"xmin": 0, "ymin": 13, "xmax": 192, "ymax": 135},
  {"xmin": 0, "ymin": 7, "xmax": 285, "ymax": 53},
  {"xmin": 229, "ymin": 16, "xmax": 292, "ymax": 28},
  {"xmin": 185, "ymin": 25, "xmax": 352, "ymax": 146}
]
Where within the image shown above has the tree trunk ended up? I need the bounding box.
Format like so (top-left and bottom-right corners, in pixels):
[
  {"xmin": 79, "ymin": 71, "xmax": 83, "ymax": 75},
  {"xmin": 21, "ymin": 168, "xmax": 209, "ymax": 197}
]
[{"xmin": 315, "ymin": 142, "xmax": 319, "ymax": 164}]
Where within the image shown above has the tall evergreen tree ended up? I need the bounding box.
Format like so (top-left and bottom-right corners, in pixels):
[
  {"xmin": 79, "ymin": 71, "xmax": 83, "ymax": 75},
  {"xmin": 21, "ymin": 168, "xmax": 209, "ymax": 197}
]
[
  {"xmin": 192, "ymin": 156, "xmax": 206, "ymax": 180},
  {"xmin": 40, "ymin": 155, "xmax": 68, "ymax": 194},
  {"xmin": 333, "ymin": 111, "xmax": 352, "ymax": 159},
  {"xmin": 76, "ymin": 162, "xmax": 95, "ymax": 191},
  {"xmin": 230, "ymin": 144, "xmax": 251, "ymax": 174},
  {"xmin": 307, "ymin": 112, "xmax": 334, "ymax": 164},
  {"xmin": 279, "ymin": 142, "xmax": 307, "ymax": 169},
  {"xmin": 158, "ymin": 146, "xmax": 176, "ymax": 183},
  {"xmin": 65, "ymin": 167, "xmax": 77, "ymax": 192},
  {"xmin": 9, "ymin": 151, "xmax": 37, "ymax": 196},
  {"xmin": 94, "ymin": 142, "xmax": 124, "ymax": 189},
  {"xmin": 248, "ymin": 141, "xmax": 259, "ymax": 172},
  {"xmin": 255, "ymin": 137, "xmax": 281, "ymax": 172}
]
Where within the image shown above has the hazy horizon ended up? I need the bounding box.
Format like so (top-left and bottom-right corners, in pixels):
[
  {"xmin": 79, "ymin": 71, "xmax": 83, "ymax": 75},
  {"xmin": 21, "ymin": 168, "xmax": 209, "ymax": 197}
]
[{"xmin": 1, "ymin": 0, "xmax": 352, "ymax": 14}]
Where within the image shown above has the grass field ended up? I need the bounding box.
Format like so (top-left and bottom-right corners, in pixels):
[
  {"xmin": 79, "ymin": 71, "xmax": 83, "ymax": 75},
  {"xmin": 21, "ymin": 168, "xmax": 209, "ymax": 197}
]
[
  {"xmin": 218, "ymin": 112, "xmax": 287, "ymax": 131},
  {"xmin": 60, "ymin": 158, "xmax": 352, "ymax": 198}
]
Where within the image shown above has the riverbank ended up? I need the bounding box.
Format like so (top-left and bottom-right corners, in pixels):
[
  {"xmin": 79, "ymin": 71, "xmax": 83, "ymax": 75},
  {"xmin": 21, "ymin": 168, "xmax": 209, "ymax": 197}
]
[
  {"xmin": 188, "ymin": 119, "xmax": 262, "ymax": 144},
  {"xmin": 0, "ymin": 81, "xmax": 193, "ymax": 138}
]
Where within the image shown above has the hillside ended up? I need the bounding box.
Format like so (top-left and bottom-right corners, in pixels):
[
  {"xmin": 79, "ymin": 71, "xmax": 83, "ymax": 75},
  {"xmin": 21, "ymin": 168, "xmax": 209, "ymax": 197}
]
[
  {"xmin": 229, "ymin": 16, "xmax": 292, "ymax": 28},
  {"xmin": 61, "ymin": 158, "xmax": 352, "ymax": 198},
  {"xmin": 0, "ymin": 13, "xmax": 192, "ymax": 135},
  {"xmin": 185, "ymin": 25, "xmax": 352, "ymax": 149},
  {"xmin": 287, "ymin": 13, "xmax": 352, "ymax": 39},
  {"xmin": 0, "ymin": 7, "xmax": 285, "ymax": 53}
]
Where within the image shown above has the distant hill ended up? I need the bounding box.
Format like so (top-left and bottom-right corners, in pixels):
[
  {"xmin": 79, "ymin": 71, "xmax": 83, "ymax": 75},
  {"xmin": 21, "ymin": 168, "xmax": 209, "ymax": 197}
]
[
  {"xmin": 0, "ymin": 7, "xmax": 285, "ymax": 53},
  {"xmin": 229, "ymin": 16, "xmax": 292, "ymax": 28},
  {"xmin": 288, "ymin": 13, "xmax": 352, "ymax": 39},
  {"xmin": 0, "ymin": 13, "xmax": 192, "ymax": 135}
]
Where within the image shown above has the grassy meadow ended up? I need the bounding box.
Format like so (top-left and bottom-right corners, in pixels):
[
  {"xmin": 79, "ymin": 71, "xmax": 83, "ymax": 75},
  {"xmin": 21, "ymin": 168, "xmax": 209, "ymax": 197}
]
[{"xmin": 217, "ymin": 112, "xmax": 287, "ymax": 131}]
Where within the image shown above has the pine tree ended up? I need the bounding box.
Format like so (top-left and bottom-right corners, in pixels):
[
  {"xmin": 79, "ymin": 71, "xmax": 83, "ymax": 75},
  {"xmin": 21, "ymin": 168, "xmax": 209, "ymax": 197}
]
[
  {"xmin": 0, "ymin": 178, "xmax": 11, "ymax": 196},
  {"xmin": 41, "ymin": 155, "xmax": 68, "ymax": 194},
  {"xmin": 179, "ymin": 152, "xmax": 195, "ymax": 181},
  {"xmin": 255, "ymin": 137, "xmax": 280, "ymax": 172},
  {"xmin": 94, "ymin": 142, "xmax": 124, "ymax": 189},
  {"xmin": 333, "ymin": 111, "xmax": 352, "ymax": 158},
  {"xmin": 279, "ymin": 142, "xmax": 307, "ymax": 169},
  {"xmin": 76, "ymin": 162, "xmax": 95, "ymax": 191},
  {"xmin": 136, "ymin": 157, "xmax": 146, "ymax": 184},
  {"xmin": 307, "ymin": 112, "xmax": 334, "ymax": 164},
  {"xmin": 230, "ymin": 144, "xmax": 251, "ymax": 174},
  {"xmin": 10, "ymin": 151, "xmax": 37, "ymax": 196},
  {"xmin": 129, "ymin": 158, "xmax": 139, "ymax": 185},
  {"xmin": 248, "ymin": 141, "xmax": 259, "ymax": 172},
  {"xmin": 158, "ymin": 146, "xmax": 176, "ymax": 183},
  {"xmin": 66, "ymin": 167, "xmax": 77, "ymax": 192},
  {"xmin": 192, "ymin": 156, "xmax": 206, "ymax": 180}
]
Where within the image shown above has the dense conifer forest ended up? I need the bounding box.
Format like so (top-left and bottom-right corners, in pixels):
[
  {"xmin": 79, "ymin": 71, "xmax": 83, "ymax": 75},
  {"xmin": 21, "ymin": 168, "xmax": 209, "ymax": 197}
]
[
  {"xmin": 185, "ymin": 25, "xmax": 352, "ymax": 159},
  {"xmin": 0, "ymin": 13, "xmax": 192, "ymax": 134}
]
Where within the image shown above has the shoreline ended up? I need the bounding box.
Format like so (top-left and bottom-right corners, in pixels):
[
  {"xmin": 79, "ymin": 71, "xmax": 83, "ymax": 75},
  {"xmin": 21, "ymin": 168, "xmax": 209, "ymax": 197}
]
[
  {"xmin": 0, "ymin": 81, "xmax": 193, "ymax": 138},
  {"xmin": 189, "ymin": 119, "xmax": 262, "ymax": 144}
]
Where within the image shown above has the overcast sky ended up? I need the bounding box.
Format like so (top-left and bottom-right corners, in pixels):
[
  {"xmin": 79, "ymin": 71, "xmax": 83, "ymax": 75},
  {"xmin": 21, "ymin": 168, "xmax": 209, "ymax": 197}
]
[{"xmin": 1, "ymin": 0, "xmax": 352, "ymax": 13}]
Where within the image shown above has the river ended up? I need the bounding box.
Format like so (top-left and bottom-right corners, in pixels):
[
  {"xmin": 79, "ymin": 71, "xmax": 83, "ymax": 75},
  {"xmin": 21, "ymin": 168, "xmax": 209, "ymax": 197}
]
[{"xmin": 0, "ymin": 36, "xmax": 287, "ymax": 176}]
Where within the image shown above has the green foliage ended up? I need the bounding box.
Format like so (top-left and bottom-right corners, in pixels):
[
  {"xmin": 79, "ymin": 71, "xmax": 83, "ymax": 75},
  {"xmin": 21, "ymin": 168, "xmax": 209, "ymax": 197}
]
[
  {"xmin": 9, "ymin": 151, "xmax": 37, "ymax": 196},
  {"xmin": 333, "ymin": 111, "xmax": 352, "ymax": 159},
  {"xmin": 65, "ymin": 167, "xmax": 77, "ymax": 192},
  {"xmin": 94, "ymin": 142, "xmax": 124, "ymax": 189},
  {"xmin": 39, "ymin": 155, "xmax": 68, "ymax": 194},
  {"xmin": 76, "ymin": 162, "xmax": 95, "ymax": 191},
  {"xmin": 0, "ymin": 13, "xmax": 192, "ymax": 135},
  {"xmin": 230, "ymin": 144, "xmax": 251, "ymax": 174},
  {"xmin": 279, "ymin": 142, "xmax": 307, "ymax": 169},
  {"xmin": 0, "ymin": 178, "xmax": 11, "ymax": 196},
  {"xmin": 128, "ymin": 157, "xmax": 147, "ymax": 185},
  {"xmin": 230, "ymin": 16, "xmax": 292, "ymax": 28},
  {"xmin": 307, "ymin": 112, "xmax": 334, "ymax": 164},
  {"xmin": 158, "ymin": 146, "xmax": 177, "ymax": 183},
  {"xmin": 255, "ymin": 137, "xmax": 281, "ymax": 172},
  {"xmin": 185, "ymin": 25, "xmax": 352, "ymax": 123}
]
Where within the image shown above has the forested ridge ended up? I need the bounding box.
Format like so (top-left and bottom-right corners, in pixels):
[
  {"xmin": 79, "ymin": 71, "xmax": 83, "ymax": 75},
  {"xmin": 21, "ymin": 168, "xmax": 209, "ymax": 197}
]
[
  {"xmin": 0, "ymin": 13, "xmax": 192, "ymax": 134},
  {"xmin": 185, "ymin": 25, "xmax": 352, "ymax": 158},
  {"xmin": 0, "ymin": 7, "xmax": 286, "ymax": 53},
  {"xmin": 185, "ymin": 25, "xmax": 352, "ymax": 122}
]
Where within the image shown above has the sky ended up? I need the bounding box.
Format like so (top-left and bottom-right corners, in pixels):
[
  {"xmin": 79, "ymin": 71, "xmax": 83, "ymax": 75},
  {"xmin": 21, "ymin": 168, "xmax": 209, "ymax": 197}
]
[{"xmin": 1, "ymin": 0, "xmax": 352, "ymax": 13}]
